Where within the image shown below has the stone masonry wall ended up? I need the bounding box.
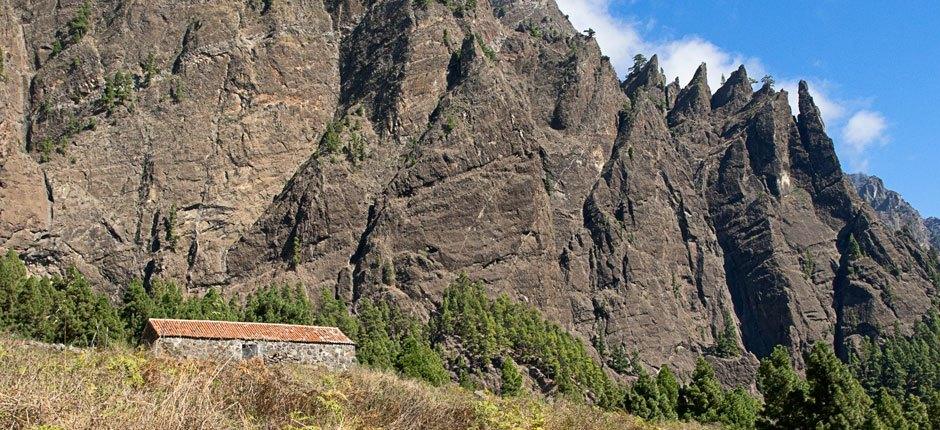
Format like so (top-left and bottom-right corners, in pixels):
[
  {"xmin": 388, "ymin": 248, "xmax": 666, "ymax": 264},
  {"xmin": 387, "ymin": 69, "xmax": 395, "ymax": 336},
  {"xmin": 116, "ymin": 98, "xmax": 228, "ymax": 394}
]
[{"xmin": 152, "ymin": 337, "xmax": 356, "ymax": 370}]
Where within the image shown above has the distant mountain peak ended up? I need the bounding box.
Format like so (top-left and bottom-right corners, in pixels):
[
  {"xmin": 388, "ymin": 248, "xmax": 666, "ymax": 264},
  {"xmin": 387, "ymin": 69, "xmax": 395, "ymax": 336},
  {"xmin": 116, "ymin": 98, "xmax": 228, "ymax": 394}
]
[{"xmin": 848, "ymin": 173, "xmax": 934, "ymax": 250}]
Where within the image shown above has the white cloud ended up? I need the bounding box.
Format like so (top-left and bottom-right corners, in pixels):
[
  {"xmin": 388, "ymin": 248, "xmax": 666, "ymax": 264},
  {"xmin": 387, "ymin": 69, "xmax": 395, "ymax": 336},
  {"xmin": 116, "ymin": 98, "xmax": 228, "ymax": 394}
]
[
  {"xmin": 843, "ymin": 110, "xmax": 887, "ymax": 150},
  {"xmin": 658, "ymin": 37, "xmax": 765, "ymax": 92},
  {"xmin": 558, "ymin": 0, "xmax": 648, "ymax": 75},
  {"xmin": 777, "ymin": 79, "xmax": 846, "ymax": 125},
  {"xmin": 833, "ymin": 110, "xmax": 888, "ymax": 172}
]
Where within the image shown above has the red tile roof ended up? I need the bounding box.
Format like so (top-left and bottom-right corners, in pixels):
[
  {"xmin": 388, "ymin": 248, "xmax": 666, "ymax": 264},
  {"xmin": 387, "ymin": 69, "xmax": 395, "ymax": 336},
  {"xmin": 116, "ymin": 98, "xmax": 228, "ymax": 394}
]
[{"xmin": 145, "ymin": 318, "xmax": 355, "ymax": 345}]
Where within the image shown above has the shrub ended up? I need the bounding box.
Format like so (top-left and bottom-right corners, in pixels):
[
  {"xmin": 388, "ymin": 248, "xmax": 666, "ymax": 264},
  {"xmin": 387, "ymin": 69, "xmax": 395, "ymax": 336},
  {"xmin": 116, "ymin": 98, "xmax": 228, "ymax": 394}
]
[
  {"xmin": 164, "ymin": 205, "xmax": 178, "ymax": 251},
  {"xmin": 50, "ymin": 1, "xmax": 91, "ymax": 57},
  {"xmin": 169, "ymin": 78, "xmax": 186, "ymax": 103},
  {"xmin": 99, "ymin": 71, "xmax": 134, "ymax": 114},
  {"xmin": 443, "ymin": 115, "xmax": 456, "ymax": 134},
  {"xmin": 141, "ymin": 53, "xmax": 159, "ymax": 87},
  {"xmin": 320, "ymin": 121, "xmax": 342, "ymax": 154}
]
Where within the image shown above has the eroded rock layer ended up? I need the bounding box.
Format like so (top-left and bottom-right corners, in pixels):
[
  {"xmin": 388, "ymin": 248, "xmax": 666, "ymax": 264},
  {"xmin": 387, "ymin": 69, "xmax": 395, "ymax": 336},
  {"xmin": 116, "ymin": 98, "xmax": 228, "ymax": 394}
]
[{"xmin": 1, "ymin": 0, "xmax": 936, "ymax": 379}]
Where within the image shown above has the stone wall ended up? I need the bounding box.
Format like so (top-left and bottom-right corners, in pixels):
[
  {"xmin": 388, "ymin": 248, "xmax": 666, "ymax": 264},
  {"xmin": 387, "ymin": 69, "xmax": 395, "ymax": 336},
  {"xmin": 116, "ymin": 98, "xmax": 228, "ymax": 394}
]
[{"xmin": 152, "ymin": 337, "xmax": 356, "ymax": 370}]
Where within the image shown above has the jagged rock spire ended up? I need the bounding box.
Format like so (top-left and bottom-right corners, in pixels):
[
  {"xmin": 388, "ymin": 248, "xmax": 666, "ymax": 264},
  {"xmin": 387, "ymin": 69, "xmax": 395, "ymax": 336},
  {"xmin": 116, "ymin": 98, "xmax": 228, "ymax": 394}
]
[
  {"xmin": 797, "ymin": 80, "xmax": 824, "ymax": 130},
  {"xmin": 711, "ymin": 64, "xmax": 752, "ymax": 111},
  {"xmin": 623, "ymin": 54, "xmax": 666, "ymax": 96},
  {"xmin": 665, "ymin": 77, "xmax": 681, "ymax": 110},
  {"xmin": 668, "ymin": 63, "xmax": 711, "ymax": 125}
]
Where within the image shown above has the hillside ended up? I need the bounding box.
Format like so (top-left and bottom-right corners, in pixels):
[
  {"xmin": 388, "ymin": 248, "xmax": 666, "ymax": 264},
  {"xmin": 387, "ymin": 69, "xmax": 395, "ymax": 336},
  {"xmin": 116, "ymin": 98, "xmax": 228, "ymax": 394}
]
[
  {"xmin": 0, "ymin": 337, "xmax": 689, "ymax": 429},
  {"xmin": 1, "ymin": 0, "xmax": 938, "ymax": 384}
]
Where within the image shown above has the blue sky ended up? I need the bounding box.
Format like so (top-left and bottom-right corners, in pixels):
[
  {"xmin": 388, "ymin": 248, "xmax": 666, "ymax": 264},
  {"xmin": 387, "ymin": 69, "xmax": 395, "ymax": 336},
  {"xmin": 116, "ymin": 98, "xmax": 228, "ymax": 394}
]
[{"xmin": 556, "ymin": 0, "xmax": 940, "ymax": 217}]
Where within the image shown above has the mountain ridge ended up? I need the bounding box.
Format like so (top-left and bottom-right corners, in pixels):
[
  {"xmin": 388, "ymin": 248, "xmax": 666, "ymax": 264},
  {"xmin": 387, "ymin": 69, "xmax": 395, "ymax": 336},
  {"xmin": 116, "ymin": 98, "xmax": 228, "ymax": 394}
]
[
  {"xmin": 848, "ymin": 172, "xmax": 940, "ymax": 253},
  {"xmin": 0, "ymin": 0, "xmax": 936, "ymax": 381}
]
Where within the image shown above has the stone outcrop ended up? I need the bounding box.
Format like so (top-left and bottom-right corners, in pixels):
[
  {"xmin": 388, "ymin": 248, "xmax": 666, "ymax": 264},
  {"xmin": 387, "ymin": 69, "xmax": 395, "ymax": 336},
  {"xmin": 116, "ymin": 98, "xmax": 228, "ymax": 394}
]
[{"xmin": 1, "ymin": 0, "xmax": 936, "ymax": 380}]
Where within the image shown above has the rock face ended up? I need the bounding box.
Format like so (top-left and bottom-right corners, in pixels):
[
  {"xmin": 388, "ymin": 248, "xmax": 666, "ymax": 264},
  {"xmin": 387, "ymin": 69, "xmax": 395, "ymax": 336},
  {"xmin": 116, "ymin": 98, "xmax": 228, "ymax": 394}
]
[
  {"xmin": 927, "ymin": 218, "xmax": 940, "ymax": 251},
  {"xmin": 848, "ymin": 173, "xmax": 932, "ymax": 250},
  {"xmin": 1, "ymin": 0, "xmax": 936, "ymax": 378}
]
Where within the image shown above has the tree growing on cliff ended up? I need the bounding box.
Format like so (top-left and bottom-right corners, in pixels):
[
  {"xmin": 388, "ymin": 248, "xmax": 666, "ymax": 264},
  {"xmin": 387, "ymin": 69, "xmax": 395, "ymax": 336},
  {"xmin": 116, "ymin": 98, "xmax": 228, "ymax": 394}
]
[
  {"xmin": 716, "ymin": 308, "xmax": 741, "ymax": 357},
  {"xmin": 629, "ymin": 54, "xmax": 647, "ymax": 75}
]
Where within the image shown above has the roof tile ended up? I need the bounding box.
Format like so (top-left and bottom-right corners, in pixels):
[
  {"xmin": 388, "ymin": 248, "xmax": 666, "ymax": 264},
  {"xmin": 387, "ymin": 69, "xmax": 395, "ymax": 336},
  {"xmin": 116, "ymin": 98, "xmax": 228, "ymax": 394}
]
[{"xmin": 146, "ymin": 318, "xmax": 355, "ymax": 345}]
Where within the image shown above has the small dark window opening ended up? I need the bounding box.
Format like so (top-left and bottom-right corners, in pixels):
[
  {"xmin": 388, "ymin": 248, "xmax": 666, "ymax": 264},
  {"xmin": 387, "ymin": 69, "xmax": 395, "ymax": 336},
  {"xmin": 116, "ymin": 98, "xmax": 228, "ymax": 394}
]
[{"xmin": 242, "ymin": 342, "xmax": 259, "ymax": 359}]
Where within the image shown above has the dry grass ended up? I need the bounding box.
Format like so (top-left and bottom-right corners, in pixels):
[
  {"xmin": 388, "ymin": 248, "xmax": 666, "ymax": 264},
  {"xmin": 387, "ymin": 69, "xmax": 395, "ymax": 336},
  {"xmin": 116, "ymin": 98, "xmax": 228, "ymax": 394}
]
[{"xmin": 0, "ymin": 338, "xmax": 705, "ymax": 429}]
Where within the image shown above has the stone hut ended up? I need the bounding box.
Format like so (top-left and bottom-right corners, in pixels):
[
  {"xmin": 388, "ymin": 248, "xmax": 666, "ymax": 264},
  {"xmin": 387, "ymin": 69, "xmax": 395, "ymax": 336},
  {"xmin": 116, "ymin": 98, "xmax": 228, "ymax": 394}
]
[{"xmin": 143, "ymin": 318, "xmax": 356, "ymax": 369}]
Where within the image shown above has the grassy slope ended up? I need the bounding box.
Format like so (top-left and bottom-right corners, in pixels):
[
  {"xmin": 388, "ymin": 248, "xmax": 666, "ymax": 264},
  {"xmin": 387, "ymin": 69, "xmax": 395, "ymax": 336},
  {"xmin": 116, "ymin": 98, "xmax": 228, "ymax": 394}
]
[{"xmin": 0, "ymin": 338, "xmax": 705, "ymax": 429}]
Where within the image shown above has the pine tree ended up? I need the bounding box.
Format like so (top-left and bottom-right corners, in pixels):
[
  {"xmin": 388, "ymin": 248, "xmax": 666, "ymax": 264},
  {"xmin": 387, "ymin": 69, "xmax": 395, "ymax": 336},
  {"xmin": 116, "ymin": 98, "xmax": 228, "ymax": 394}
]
[
  {"xmin": 719, "ymin": 387, "xmax": 761, "ymax": 430},
  {"xmin": 870, "ymin": 389, "xmax": 908, "ymax": 429},
  {"xmin": 757, "ymin": 345, "xmax": 808, "ymax": 429},
  {"xmin": 679, "ymin": 358, "xmax": 725, "ymax": 423},
  {"xmin": 716, "ymin": 308, "xmax": 741, "ymax": 357},
  {"xmin": 656, "ymin": 365, "xmax": 680, "ymax": 420},
  {"xmin": 396, "ymin": 330, "xmax": 449, "ymax": 386},
  {"xmin": 121, "ymin": 279, "xmax": 154, "ymax": 339},
  {"xmin": 804, "ymin": 343, "xmax": 872, "ymax": 429},
  {"xmin": 355, "ymin": 299, "xmax": 400, "ymax": 370},
  {"xmin": 500, "ymin": 357, "xmax": 523, "ymax": 396},
  {"xmin": 242, "ymin": 284, "xmax": 312, "ymax": 324},
  {"xmin": 847, "ymin": 233, "xmax": 863, "ymax": 259},
  {"xmin": 927, "ymin": 390, "xmax": 940, "ymax": 430},
  {"xmin": 54, "ymin": 268, "xmax": 125, "ymax": 347},
  {"xmin": 313, "ymin": 288, "xmax": 359, "ymax": 341},
  {"xmin": 903, "ymin": 394, "xmax": 930, "ymax": 430},
  {"xmin": 624, "ymin": 364, "xmax": 663, "ymax": 420},
  {"xmin": 0, "ymin": 250, "xmax": 28, "ymax": 328}
]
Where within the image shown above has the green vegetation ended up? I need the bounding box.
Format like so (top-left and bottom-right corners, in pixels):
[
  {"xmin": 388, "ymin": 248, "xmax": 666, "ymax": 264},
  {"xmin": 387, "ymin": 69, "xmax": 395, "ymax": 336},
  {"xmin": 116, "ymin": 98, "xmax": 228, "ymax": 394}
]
[
  {"xmin": 432, "ymin": 275, "xmax": 614, "ymax": 401},
  {"xmin": 381, "ymin": 260, "xmax": 396, "ymax": 285},
  {"xmin": 847, "ymin": 233, "xmax": 863, "ymax": 259},
  {"xmin": 99, "ymin": 71, "xmax": 134, "ymax": 114},
  {"xmin": 320, "ymin": 121, "xmax": 342, "ymax": 154},
  {"xmin": 435, "ymin": 0, "xmax": 475, "ymax": 18},
  {"xmin": 801, "ymin": 250, "xmax": 816, "ymax": 280},
  {"xmin": 0, "ymin": 251, "xmax": 124, "ymax": 346},
  {"xmin": 475, "ymin": 35, "xmax": 497, "ymax": 61},
  {"xmin": 629, "ymin": 54, "xmax": 647, "ymax": 75},
  {"xmin": 500, "ymin": 358, "xmax": 523, "ymax": 396},
  {"xmin": 30, "ymin": 109, "xmax": 95, "ymax": 163},
  {"xmin": 318, "ymin": 118, "xmax": 368, "ymax": 165},
  {"xmin": 164, "ymin": 205, "xmax": 178, "ymax": 250},
  {"xmin": 715, "ymin": 308, "xmax": 741, "ymax": 358},
  {"xmin": 851, "ymin": 309, "xmax": 940, "ymax": 398},
  {"xmin": 678, "ymin": 358, "xmax": 758, "ymax": 428},
  {"xmin": 243, "ymin": 284, "xmax": 313, "ymax": 325},
  {"xmin": 169, "ymin": 78, "xmax": 186, "ymax": 103},
  {"xmin": 51, "ymin": 1, "xmax": 91, "ymax": 57},
  {"xmin": 141, "ymin": 53, "xmax": 159, "ymax": 87},
  {"xmin": 443, "ymin": 116, "xmax": 456, "ymax": 134},
  {"xmin": 5, "ymin": 249, "xmax": 940, "ymax": 429},
  {"xmin": 121, "ymin": 279, "xmax": 240, "ymax": 339},
  {"xmin": 760, "ymin": 75, "xmax": 775, "ymax": 89}
]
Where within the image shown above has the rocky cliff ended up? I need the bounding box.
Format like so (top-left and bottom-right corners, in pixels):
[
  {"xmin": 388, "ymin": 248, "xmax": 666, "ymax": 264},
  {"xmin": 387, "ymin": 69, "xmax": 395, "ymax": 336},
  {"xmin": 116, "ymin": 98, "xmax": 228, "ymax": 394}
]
[
  {"xmin": 927, "ymin": 218, "xmax": 940, "ymax": 251},
  {"xmin": 848, "ymin": 173, "xmax": 932, "ymax": 250},
  {"xmin": 1, "ymin": 0, "xmax": 936, "ymax": 379}
]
